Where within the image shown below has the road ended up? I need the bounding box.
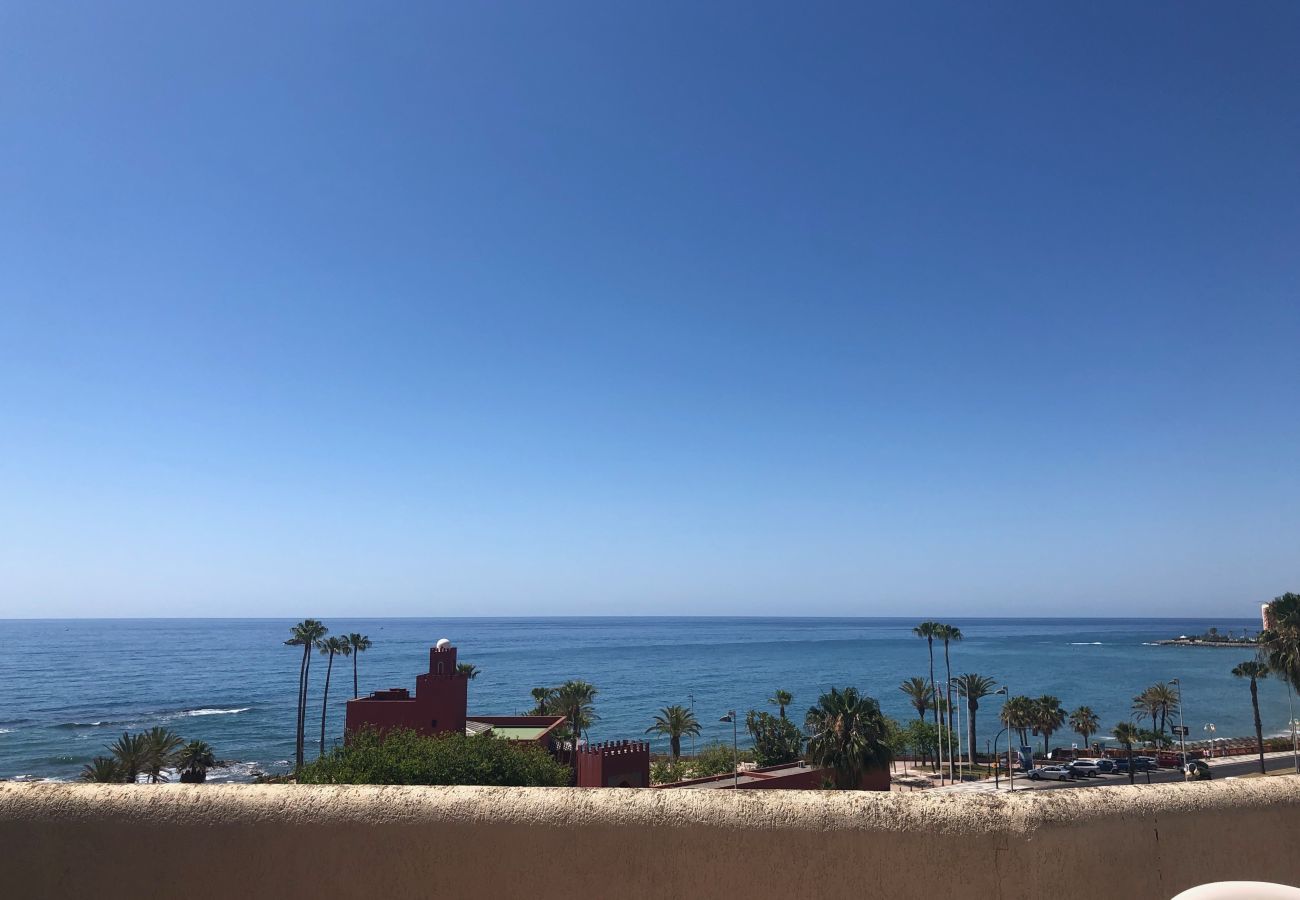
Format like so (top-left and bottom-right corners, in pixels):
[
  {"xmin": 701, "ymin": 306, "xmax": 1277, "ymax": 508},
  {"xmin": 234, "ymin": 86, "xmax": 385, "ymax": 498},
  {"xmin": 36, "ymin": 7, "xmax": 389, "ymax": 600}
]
[{"xmin": 934, "ymin": 749, "xmax": 1299, "ymax": 793}]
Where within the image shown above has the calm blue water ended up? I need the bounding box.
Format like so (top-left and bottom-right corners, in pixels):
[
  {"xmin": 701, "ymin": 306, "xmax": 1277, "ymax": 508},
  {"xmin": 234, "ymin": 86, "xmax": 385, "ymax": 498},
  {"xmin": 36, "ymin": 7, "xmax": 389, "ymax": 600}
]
[{"xmin": 0, "ymin": 617, "xmax": 1289, "ymax": 781}]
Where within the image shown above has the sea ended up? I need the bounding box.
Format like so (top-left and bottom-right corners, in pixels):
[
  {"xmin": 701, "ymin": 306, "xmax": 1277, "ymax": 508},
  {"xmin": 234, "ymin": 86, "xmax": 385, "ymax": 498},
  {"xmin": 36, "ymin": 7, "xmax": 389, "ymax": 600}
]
[{"xmin": 1, "ymin": 616, "xmax": 1290, "ymax": 782}]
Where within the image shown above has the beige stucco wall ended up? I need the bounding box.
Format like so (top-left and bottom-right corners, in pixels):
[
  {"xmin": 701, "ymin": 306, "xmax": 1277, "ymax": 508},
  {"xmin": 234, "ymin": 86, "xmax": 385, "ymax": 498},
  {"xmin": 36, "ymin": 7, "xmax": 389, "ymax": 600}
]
[{"xmin": 3, "ymin": 778, "xmax": 1299, "ymax": 899}]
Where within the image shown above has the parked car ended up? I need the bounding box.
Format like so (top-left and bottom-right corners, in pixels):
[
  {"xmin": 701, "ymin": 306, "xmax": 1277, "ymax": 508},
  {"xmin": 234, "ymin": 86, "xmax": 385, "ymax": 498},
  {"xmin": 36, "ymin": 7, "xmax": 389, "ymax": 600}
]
[
  {"xmin": 1094, "ymin": 759, "xmax": 1115, "ymax": 774},
  {"xmin": 1114, "ymin": 757, "xmax": 1156, "ymax": 773},
  {"xmin": 1068, "ymin": 760, "xmax": 1102, "ymax": 778},
  {"xmin": 1027, "ymin": 765, "xmax": 1075, "ymax": 781},
  {"xmin": 1186, "ymin": 760, "xmax": 1212, "ymax": 780}
]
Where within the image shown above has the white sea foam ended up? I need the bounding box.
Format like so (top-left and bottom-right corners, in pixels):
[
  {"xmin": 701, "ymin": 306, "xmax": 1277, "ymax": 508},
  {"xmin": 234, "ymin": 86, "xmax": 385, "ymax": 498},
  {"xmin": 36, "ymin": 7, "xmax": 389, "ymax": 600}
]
[
  {"xmin": 183, "ymin": 707, "xmax": 251, "ymax": 717},
  {"xmin": 1068, "ymin": 642, "xmax": 1103, "ymax": 645},
  {"xmin": 0, "ymin": 728, "xmax": 13, "ymax": 734}
]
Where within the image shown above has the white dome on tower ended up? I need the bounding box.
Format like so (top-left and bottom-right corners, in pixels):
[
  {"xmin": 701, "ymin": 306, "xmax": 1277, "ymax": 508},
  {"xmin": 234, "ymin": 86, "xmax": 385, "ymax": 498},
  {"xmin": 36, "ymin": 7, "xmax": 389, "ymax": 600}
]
[{"xmin": 435, "ymin": 638, "xmax": 452, "ymax": 649}]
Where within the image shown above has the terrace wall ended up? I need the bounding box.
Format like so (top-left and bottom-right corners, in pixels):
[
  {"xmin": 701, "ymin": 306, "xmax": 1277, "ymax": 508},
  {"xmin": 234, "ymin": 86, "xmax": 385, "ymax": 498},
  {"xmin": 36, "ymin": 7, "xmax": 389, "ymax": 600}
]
[{"xmin": 2, "ymin": 778, "xmax": 1299, "ymax": 899}]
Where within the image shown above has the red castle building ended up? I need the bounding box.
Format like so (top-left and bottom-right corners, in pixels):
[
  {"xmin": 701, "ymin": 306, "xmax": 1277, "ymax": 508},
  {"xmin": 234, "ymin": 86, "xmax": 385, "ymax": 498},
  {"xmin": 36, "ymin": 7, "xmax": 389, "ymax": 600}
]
[{"xmin": 344, "ymin": 638, "xmax": 649, "ymax": 788}]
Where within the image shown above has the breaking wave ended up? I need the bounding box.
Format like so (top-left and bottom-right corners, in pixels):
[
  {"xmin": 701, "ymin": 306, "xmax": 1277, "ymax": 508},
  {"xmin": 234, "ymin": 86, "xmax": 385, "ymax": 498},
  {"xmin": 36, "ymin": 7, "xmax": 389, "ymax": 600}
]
[{"xmin": 181, "ymin": 707, "xmax": 251, "ymax": 717}]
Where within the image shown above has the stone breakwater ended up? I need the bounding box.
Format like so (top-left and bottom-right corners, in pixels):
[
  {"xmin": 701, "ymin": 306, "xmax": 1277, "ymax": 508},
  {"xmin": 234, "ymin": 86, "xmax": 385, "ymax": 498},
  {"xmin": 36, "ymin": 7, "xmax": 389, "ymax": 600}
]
[{"xmin": 2, "ymin": 778, "xmax": 1300, "ymax": 899}]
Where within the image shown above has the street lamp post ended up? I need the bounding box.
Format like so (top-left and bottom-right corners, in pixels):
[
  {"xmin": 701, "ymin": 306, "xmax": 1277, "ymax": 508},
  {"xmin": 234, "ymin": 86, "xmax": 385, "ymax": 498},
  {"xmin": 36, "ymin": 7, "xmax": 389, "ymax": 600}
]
[
  {"xmin": 950, "ymin": 678, "xmax": 964, "ymax": 782},
  {"xmin": 1171, "ymin": 679, "xmax": 1188, "ymax": 780},
  {"xmin": 1203, "ymin": 723, "xmax": 1216, "ymax": 759},
  {"xmin": 996, "ymin": 684, "xmax": 1013, "ymax": 791},
  {"xmin": 1287, "ymin": 682, "xmax": 1300, "ymax": 774},
  {"xmin": 992, "ymin": 727, "xmax": 1007, "ymax": 788},
  {"xmin": 720, "ymin": 711, "xmax": 738, "ymax": 789}
]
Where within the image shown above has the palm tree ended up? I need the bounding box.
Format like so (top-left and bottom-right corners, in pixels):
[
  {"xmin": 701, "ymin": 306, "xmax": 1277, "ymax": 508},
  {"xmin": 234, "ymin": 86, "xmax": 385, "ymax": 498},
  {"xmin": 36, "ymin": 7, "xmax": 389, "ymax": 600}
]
[
  {"xmin": 1261, "ymin": 593, "xmax": 1300, "ymax": 692},
  {"xmin": 899, "ymin": 677, "xmax": 934, "ymax": 721},
  {"xmin": 286, "ymin": 619, "xmax": 328, "ymax": 770},
  {"xmin": 345, "ymin": 633, "xmax": 372, "ymax": 698},
  {"xmin": 175, "ymin": 740, "xmax": 217, "ymax": 783},
  {"xmin": 109, "ymin": 731, "xmax": 150, "ymax": 784},
  {"xmin": 552, "ymin": 680, "xmax": 599, "ymax": 765},
  {"xmin": 936, "ymin": 624, "xmax": 963, "ymax": 778},
  {"xmin": 1231, "ymin": 660, "xmax": 1270, "ymax": 774},
  {"xmin": 456, "ymin": 662, "xmax": 480, "ymax": 680},
  {"xmin": 1148, "ymin": 682, "xmax": 1180, "ymax": 735},
  {"xmin": 1131, "ymin": 688, "xmax": 1162, "ymax": 735},
  {"xmin": 317, "ymin": 635, "xmax": 347, "ymax": 756},
  {"xmin": 953, "ymin": 674, "xmax": 996, "ymax": 767},
  {"xmin": 999, "ymin": 695, "xmax": 1034, "ymax": 747},
  {"xmin": 1031, "ymin": 696, "xmax": 1066, "ymax": 758},
  {"xmin": 912, "ymin": 622, "xmax": 942, "ymax": 727},
  {"xmin": 79, "ymin": 756, "xmax": 123, "ymax": 783},
  {"xmin": 1068, "ymin": 706, "xmax": 1100, "ymax": 752},
  {"xmin": 1113, "ymin": 722, "xmax": 1140, "ymax": 784},
  {"xmin": 528, "ymin": 686, "xmax": 555, "ymax": 715},
  {"xmin": 769, "ymin": 689, "xmax": 793, "ymax": 719},
  {"xmin": 645, "ymin": 705, "xmax": 701, "ymax": 759},
  {"xmin": 142, "ymin": 726, "xmax": 185, "ymax": 783},
  {"xmin": 805, "ymin": 687, "xmax": 893, "ymax": 789}
]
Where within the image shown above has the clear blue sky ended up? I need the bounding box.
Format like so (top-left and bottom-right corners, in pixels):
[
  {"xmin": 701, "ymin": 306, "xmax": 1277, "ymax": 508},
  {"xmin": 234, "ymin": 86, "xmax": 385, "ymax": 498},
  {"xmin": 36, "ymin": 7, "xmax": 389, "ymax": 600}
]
[{"xmin": 1, "ymin": 2, "xmax": 1297, "ymax": 618}]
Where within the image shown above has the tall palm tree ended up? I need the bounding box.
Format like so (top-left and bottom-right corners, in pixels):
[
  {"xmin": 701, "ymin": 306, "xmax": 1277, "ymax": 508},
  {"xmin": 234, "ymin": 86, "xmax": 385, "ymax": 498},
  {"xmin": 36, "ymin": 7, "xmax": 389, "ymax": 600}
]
[
  {"xmin": 142, "ymin": 726, "xmax": 185, "ymax": 783},
  {"xmin": 1147, "ymin": 682, "xmax": 1180, "ymax": 735},
  {"xmin": 109, "ymin": 731, "xmax": 150, "ymax": 784},
  {"xmin": 769, "ymin": 689, "xmax": 793, "ymax": 719},
  {"xmin": 1031, "ymin": 696, "xmax": 1066, "ymax": 758},
  {"xmin": 1231, "ymin": 660, "xmax": 1270, "ymax": 774},
  {"xmin": 528, "ymin": 686, "xmax": 555, "ymax": 715},
  {"xmin": 805, "ymin": 687, "xmax": 893, "ymax": 789},
  {"xmin": 937, "ymin": 624, "xmax": 963, "ymax": 779},
  {"xmin": 913, "ymin": 621, "xmax": 945, "ymax": 776},
  {"xmin": 1113, "ymin": 722, "xmax": 1140, "ymax": 785},
  {"xmin": 1068, "ymin": 706, "xmax": 1100, "ymax": 752},
  {"xmin": 1131, "ymin": 688, "xmax": 1162, "ymax": 735},
  {"xmin": 953, "ymin": 673, "xmax": 996, "ymax": 766},
  {"xmin": 456, "ymin": 662, "xmax": 480, "ymax": 680},
  {"xmin": 645, "ymin": 705, "xmax": 701, "ymax": 759},
  {"xmin": 345, "ymin": 633, "xmax": 372, "ymax": 698},
  {"xmin": 1261, "ymin": 593, "xmax": 1300, "ymax": 693},
  {"xmin": 79, "ymin": 756, "xmax": 124, "ymax": 783},
  {"xmin": 999, "ymin": 695, "xmax": 1034, "ymax": 747},
  {"xmin": 175, "ymin": 740, "xmax": 217, "ymax": 783},
  {"xmin": 317, "ymin": 635, "xmax": 347, "ymax": 756},
  {"xmin": 552, "ymin": 680, "xmax": 599, "ymax": 765},
  {"xmin": 286, "ymin": 619, "xmax": 328, "ymax": 770},
  {"xmin": 899, "ymin": 677, "xmax": 934, "ymax": 721}
]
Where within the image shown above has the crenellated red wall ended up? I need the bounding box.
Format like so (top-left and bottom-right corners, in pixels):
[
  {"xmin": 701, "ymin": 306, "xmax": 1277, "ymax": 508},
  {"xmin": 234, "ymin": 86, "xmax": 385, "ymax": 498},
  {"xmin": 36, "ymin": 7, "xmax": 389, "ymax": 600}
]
[{"xmin": 576, "ymin": 740, "xmax": 650, "ymax": 788}]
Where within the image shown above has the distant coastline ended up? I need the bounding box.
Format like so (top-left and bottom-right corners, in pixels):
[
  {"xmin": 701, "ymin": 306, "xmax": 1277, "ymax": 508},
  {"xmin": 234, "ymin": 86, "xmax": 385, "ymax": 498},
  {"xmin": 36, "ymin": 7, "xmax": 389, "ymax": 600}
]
[{"xmin": 1154, "ymin": 638, "xmax": 1259, "ymax": 648}]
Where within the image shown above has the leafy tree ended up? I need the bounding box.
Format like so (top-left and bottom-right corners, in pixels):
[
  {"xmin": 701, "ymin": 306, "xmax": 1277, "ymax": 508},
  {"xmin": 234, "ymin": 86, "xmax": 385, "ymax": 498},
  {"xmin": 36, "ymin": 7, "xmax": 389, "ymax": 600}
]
[
  {"xmin": 645, "ymin": 705, "xmax": 701, "ymax": 759},
  {"xmin": 176, "ymin": 740, "xmax": 217, "ymax": 783},
  {"xmin": 109, "ymin": 731, "xmax": 150, "ymax": 783},
  {"xmin": 1068, "ymin": 706, "xmax": 1100, "ymax": 751},
  {"xmin": 805, "ymin": 687, "xmax": 893, "ymax": 789},
  {"xmin": 899, "ymin": 677, "xmax": 934, "ymax": 721},
  {"xmin": 456, "ymin": 662, "xmax": 480, "ymax": 680},
  {"xmin": 298, "ymin": 727, "xmax": 571, "ymax": 786},
  {"xmin": 142, "ymin": 726, "xmax": 185, "ymax": 783},
  {"xmin": 953, "ymin": 673, "xmax": 996, "ymax": 766},
  {"xmin": 769, "ymin": 689, "xmax": 793, "ymax": 719},
  {"xmin": 650, "ymin": 758, "xmax": 687, "ymax": 785},
  {"xmin": 79, "ymin": 756, "xmax": 124, "ymax": 783},
  {"xmin": 901, "ymin": 718, "xmax": 939, "ymax": 767},
  {"xmin": 745, "ymin": 710, "xmax": 803, "ymax": 766},
  {"xmin": 1030, "ymin": 696, "xmax": 1065, "ymax": 757},
  {"xmin": 1231, "ymin": 660, "xmax": 1270, "ymax": 774},
  {"xmin": 316, "ymin": 635, "xmax": 348, "ymax": 757},
  {"xmin": 345, "ymin": 633, "xmax": 372, "ymax": 698},
  {"xmin": 691, "ymin": 741, "xmax": 752, "ymax": 778},
  {"xmin": 1132, "ymin": 688, "xmax": 1161, "ymax": 734},
  {"xmin": 286, "ymin": 619, "xmax": 328, "ymax": 770},
  {"xmin": 1112, "ymin": 722, "xmax": 1140, "ymax": 785}
]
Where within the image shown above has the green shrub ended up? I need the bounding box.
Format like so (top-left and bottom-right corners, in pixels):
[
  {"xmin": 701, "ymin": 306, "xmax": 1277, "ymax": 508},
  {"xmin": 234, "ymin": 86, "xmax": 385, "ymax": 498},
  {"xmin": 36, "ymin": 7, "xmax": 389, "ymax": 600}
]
[
  {"xmin": 690, "ymin": 741, "xmax": 752, "ymax": 778},
  {"xmin": 298, "ymin": 727, "xmax": 571, "ymax": 787},
  {"xmin": 650, "ymin": 759, "xmax": 686, "ymax": 785}
]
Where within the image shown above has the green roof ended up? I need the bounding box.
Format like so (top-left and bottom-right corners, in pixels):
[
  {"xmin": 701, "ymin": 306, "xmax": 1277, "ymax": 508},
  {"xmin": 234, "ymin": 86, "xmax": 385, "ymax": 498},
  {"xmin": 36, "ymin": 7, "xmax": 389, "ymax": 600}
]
[{"xmin": 489, "ymin": 726, "xmax": 548, "ymax": 741}]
